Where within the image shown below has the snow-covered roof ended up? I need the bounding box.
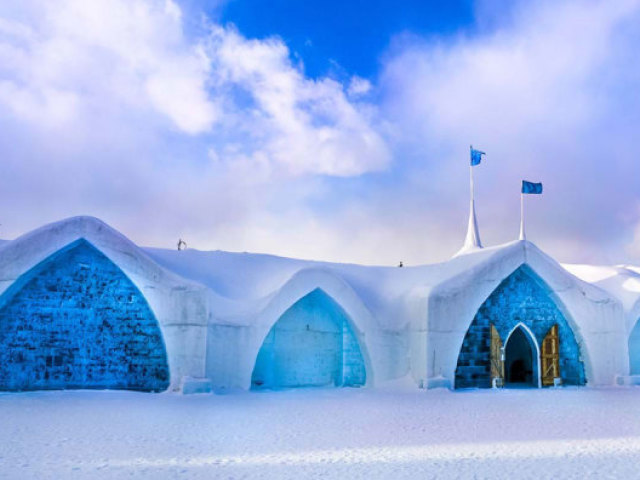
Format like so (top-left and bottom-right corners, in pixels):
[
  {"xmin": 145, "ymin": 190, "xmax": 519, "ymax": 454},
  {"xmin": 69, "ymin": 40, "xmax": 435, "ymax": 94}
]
[
  {"xmin": 144, "ymin": 238, "xmax": 535, "ymax": 329},
  {"xmin": 0, "ymin": 216, "xmax": 631, "ymax": 332},
  {"xmin": 0, "ymin": 216, "xmax": 205, "ymax": 296},
  {"xmin": 564, "ymin": 263, "xmax": 640, "ymax": 332},
  {"xmin": 0, "ymin": 216, "xmax": 632, "ymax": 387}
]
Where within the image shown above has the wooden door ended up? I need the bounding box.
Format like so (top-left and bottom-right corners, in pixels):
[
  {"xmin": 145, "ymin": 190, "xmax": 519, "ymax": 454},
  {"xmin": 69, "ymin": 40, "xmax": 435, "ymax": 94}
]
[
  {"xmin": 541, "ymin": 324, "xmax": 560, "ymax": 386},
  {"xmin": 490, "ymin": 324, "xmax": 504, "ymax": 386}
]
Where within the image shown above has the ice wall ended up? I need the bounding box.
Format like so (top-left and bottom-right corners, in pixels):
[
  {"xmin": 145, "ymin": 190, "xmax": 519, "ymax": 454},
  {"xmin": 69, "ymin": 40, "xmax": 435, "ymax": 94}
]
[{"xmin": 0, "ymin": 239, "xmax": 169, "ymax": 391}]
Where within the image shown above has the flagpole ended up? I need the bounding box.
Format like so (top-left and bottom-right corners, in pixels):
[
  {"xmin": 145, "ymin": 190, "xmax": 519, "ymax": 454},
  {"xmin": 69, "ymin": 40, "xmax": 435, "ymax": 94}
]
[
  {"xmin": 460, "ymin": 145, "xmax": 482, "ymax": 251},
  {"xmin": 519, "ymin": 192, "xmax": 526, "ymax": 241},
  {"xmin": 470, "ymin": 162, "xmax": 474, "ymax": 206}
]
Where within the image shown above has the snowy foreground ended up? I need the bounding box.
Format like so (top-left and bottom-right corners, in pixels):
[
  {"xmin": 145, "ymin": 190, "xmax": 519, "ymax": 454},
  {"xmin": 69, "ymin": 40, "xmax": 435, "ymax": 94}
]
[{"xmin": 2, "ymin": 386, "xmax": 640, "ymax": 479}]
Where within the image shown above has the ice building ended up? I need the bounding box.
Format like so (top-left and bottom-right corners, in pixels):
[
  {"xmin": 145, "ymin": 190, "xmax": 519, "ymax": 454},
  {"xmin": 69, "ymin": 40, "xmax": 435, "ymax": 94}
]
[{"xmin": 0, "ymin": 216, "xmax": 636, "ymax": 393}]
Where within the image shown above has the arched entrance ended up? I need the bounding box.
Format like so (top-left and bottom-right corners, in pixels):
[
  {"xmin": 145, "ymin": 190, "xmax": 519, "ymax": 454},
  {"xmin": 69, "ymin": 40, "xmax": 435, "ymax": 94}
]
[
  {"xmin": 251, "ymin": 288, "xmax": 366, "ymax": 389},
  {"xmin": 504, "ymin": 325, "xmax": 539, "ymax": 387},
  {"xmin": 455, "ymin": 264, "xmax": 585, "ymax": 389}
]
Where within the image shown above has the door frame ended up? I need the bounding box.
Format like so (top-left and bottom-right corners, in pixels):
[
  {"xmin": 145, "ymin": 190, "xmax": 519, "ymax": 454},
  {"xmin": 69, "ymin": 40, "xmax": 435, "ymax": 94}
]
[{"xmin": 504, "ymin": 322, "xmax": 542, "ymax": 388}]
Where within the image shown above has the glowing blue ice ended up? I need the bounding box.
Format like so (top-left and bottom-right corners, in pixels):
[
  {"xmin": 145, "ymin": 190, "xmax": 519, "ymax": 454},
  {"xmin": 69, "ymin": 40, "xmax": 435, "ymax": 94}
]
[
  {"xmin": 251, "ymin": 288, "xmax": 366, "ymax": 389},
  {"xmin": 455, "ymin": 264, "xmax": 585, "ymax": 388},
  {"xmin": 0, "ymin": 239, "xmax": 169, "ymax": 391}
]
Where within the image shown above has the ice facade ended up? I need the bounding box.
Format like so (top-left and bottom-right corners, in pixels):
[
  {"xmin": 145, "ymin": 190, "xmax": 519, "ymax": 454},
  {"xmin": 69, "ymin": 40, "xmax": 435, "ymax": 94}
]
[
  {"xmin": 0, "ymin": 239, "xmax": 169, "ymax": 391},
  {"xmin": 455, "ymin": 265, "xmax": 586, "ymax": 388},
  {"xmin": 251, "ymin": 288, "xmax": 366, "ymax": 389},
  {"xmin": 0, "ymin": 217, "xmax": 632, "ymax": 392}
]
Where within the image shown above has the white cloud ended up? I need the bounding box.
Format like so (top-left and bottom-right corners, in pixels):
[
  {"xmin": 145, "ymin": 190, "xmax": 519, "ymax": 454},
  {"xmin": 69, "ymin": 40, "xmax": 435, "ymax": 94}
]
[
  {"xmin": 205, "ymin": 26, "xmax": 390, "ymax": 176},
  {"xmin": 0, "ymin": 0, "xmax": 389, "ymax": 171},
  {"xmin": 348, "ymin": 76, "xmax": 372, "ymax": 97},
  {"xmin": 0, "ymin": 0, "xmax": 391, "ymax": 263},
  {"xmin": 383, "ymin": 1, "xmax": 638, "ymax": 145},
  {"xmin": 0, "ymin": 0, "xmax": 218, "ymax": 134}
]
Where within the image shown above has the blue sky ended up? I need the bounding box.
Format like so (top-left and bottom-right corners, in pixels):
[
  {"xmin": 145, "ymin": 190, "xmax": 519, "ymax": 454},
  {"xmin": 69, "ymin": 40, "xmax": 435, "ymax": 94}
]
[
  {"xmin": 0, "ymin": 0, "xmax": 639, "ymax": 266},
  {"xmin": 217, "ymin": 0, "xmax": 475, "ymax": 78}
]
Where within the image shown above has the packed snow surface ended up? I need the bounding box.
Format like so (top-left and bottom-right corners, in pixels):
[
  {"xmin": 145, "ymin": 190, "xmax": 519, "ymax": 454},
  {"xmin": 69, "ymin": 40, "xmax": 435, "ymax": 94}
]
[{"xmin": 2, "ymin": 387, "xmax": 640, "ymax": 479}]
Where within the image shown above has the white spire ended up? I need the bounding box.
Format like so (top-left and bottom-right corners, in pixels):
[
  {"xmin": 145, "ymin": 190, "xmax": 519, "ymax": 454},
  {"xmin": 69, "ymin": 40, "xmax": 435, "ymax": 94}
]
[
  {"xmin": 464, "ymin": 197, "xmax": 483, "ymax": 249},
  {"xmin": 455, "ymin": 163, "xmax": 482, "ymax": 256}
]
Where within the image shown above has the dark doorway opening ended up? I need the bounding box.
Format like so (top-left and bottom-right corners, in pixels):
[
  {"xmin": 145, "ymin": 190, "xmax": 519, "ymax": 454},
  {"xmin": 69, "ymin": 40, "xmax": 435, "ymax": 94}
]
[{"xmin": 504, "ymin": 327, "xmax": 537, "ymax": 387}]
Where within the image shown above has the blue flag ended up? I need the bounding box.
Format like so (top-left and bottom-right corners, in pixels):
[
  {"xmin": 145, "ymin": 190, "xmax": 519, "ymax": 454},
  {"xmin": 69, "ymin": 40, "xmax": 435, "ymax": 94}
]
[
  {"xmin": 470, "ymin": 147, "xmax": 485, "ymax": 166},
  {"xmin": 522, "ymin": 180, "xmax": 543, "ymax": 194}
]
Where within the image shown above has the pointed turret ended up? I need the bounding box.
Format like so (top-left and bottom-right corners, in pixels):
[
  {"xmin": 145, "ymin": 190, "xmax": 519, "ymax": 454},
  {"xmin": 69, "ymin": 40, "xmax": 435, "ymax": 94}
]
[
  {"xmin": 464, "ymin": 198, "xmax": 483, "ymax": 249},
  {"xmin": 455, "ymin": 146, "xmax": 485, "ymax": 256}
]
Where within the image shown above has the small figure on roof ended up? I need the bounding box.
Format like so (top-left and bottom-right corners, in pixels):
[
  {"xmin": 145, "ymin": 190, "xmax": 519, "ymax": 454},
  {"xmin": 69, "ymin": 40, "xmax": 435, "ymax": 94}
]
[
  {"xmin": 398, "ymin": 261, "xmax": 403, "ymax": 268},
  {"xmin": 177, "ymin": 239, "xmax": 187, "ymax": 251}
]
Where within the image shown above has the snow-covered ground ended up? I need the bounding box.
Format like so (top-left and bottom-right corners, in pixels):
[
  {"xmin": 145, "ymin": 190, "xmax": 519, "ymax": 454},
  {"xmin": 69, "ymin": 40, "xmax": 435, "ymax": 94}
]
[{"xmin": 2, "ymin": 386, "xmax": 640, "ymax": 479}]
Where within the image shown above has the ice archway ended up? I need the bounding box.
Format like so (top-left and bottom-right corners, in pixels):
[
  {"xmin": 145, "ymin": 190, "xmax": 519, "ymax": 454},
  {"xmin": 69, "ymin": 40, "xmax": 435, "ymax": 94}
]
[
  {"xmin": 251, "ymin": 288, "xmax": 366, "ymax": 389},
  {"xmin": 454, "ymin": 264, "xmax": 585, "ymax": 389}
]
